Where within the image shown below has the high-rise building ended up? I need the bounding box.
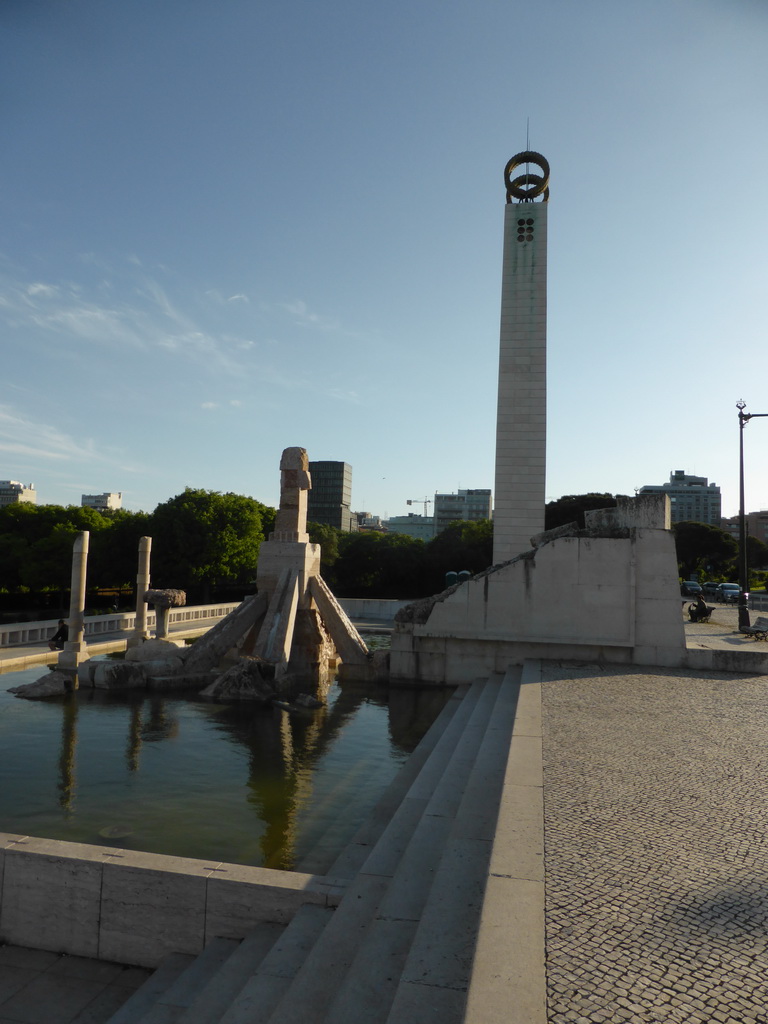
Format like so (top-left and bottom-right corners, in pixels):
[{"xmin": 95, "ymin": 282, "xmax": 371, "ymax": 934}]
[
  {"xmin": 493, "ymin": 152, "xmax": 549, "ymax": 562},
  {"xmin": 0, "ymin": 480, "xmax": 36, "ymax": 507},
  {"xmin": 82, "ymin": 492, "xmax": 123, "ymax": 511},
  {"xmin": 639, "ymin": 470, "xmax": 721, "ymax": 525},
  {"xmin": 433, "ymin": 489, "xmax": 492, "ymax": 535},
  {"xmin": 307, "ymin": 461, "xmax": 356, "ymax": 531}
]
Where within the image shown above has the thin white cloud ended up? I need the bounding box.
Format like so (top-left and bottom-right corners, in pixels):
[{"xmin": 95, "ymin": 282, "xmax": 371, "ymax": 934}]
[
  {"xmin": 0, "ymin": 405, "xmax": 100, "ymax": 462},
  {"xmin": 326, "ymin": 388, "xmax": 361, "ymax": 404},
  {"xmin": 27, "ymin": 283, "xmax": 59, "ymax": 298},
  {"xmin": 0, "ymin": 268, "xmax": 254, "ymax": 375},
  {"xmin": 227, "ymin": 293, "xmax": 249, "ymax": 303},
  {"xmin": 282, "ymin": 299, "xmax": 340, "ymax": 332},
  {"xmin": 201, "ymin": 401, "xmax": 218, "ymax": 410}
]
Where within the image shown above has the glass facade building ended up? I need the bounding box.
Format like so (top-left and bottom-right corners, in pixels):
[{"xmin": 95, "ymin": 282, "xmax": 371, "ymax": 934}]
[{"xmin": 308, "ymin": 461, "xmax": 356, "ymax": 531}]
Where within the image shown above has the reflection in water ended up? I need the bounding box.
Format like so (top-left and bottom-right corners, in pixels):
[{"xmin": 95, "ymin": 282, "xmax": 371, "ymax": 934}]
[
  {"xmin": 142, "ymin": 698, "xmax": 179, "ymax": 743},
  {"xmin": 124, "ymin": 695, "xmax": 180, "ymax": 773},
  {"xmin": 126, "ymin": 703, "xmax": 142, "ymax": 773},
  {"xmin": 0, "ymin": 664, "xmax": 453, "ymax": 869},
  {"xmin": 214, "ymin": 681, "xmax": 390, "ymax": 870},
  {"xmin": 58, "ymin": 693, "xmax": 78, "ymax": 813}
]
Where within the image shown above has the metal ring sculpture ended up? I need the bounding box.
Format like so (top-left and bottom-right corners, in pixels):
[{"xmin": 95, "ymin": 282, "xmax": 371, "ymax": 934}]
[{"xmin": 504, "ymin": 151, "xmax": 550, "ymax": 203}]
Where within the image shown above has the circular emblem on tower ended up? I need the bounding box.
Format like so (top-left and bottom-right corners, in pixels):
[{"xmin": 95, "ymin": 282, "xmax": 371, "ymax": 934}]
[{"xmin": 504, "ymin": 151, "xmax": 550, "ymax": 203}]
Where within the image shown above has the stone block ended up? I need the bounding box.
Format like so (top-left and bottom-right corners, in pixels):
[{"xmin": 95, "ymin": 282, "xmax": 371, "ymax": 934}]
[
  {"xmin": 0, "ymin": 838, "xmax": 104, "ymax": 957},
  {"xmin": 204, "ymin": 864, "xmax": 329, "ymax": 940},
  {"xmin": 99, "ymin": 853, "xmax": 211, "ymax": 965},
  {"xmin": 464, "ymin": 875, "xmax": 546, "ymax": 1024}
]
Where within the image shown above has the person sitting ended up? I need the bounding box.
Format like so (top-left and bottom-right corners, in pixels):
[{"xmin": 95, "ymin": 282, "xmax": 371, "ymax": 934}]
[
  {"xmin": 688, "ymin": 595, "xmax": 711, "ymax": 622},
  {"xmin": 48, "ymin": 619, "xmax": 68, "ymax": 650}
]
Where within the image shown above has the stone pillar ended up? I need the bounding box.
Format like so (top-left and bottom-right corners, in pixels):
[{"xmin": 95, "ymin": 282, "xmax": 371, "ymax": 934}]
[
  {"xmin": 58, "ymin": 531, "xmax": 89, "ymax": 674},
  {"xmin": 127, "ymin": 536, "xmax": 152, "ymax": 648},
  {"xmin": 493, "ymin": 153, "xmax": 550, "ymax": 564}
]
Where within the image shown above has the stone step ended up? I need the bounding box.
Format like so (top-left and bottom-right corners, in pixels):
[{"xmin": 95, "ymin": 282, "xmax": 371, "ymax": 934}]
[
  {"xmin": 336, "ymin": 680, "xmax": 487, "ymax": 885},
  {"xmin": 463, "ymin": 659, "xmax": 546, "ymax": 1024},
  {"xmin": 265, "ymin": 678, "xmax": 500, "ymax": 1024},
  {"xmin": 177, "ymin": 922, "xmax": 285, "ymax": 1024},
  {"xmin": 105, "ymin": 952, "xmax": 194, "ymax": 1024},
  {"xmin": 139, "ymin": 936, "xmax": 241, "ymax": 1024},
  {"xmin": 323, "ymin": 675, "xmax": 510, "ymax": 1024},
  {"xmin": 384, "ymin": 666, "xmax": 523, "ymax": 1024},
  {"xmin": 327, "ymin": 684, "xmax": 467, "ymax": 880},
  {"xmin": 217, "ymin": 904, "xmax": 334, "ymax": 1024}
]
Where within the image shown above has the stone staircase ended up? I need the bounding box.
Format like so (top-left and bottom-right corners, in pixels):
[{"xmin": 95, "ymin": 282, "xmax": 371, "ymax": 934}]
[{"xmin": 105, "ymin": 667, "xmax": 539, "ymax": 1024}]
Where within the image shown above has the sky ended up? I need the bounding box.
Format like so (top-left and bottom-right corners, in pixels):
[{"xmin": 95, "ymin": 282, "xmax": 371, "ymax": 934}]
[{"xmin": 1, "ymin": 0, "xmax": 767, "ymax": 521}]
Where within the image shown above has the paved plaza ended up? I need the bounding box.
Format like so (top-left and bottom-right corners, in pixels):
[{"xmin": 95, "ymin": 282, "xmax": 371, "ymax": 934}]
[{"xmin": 542, "ymin": 658, "xmax": 768, "ymax": 1024}]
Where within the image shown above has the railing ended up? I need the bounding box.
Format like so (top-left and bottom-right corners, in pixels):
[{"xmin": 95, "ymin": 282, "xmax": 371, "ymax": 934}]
[{"xmin": 0, "ymin": 604, "xmax": 240, "ymax": 648}]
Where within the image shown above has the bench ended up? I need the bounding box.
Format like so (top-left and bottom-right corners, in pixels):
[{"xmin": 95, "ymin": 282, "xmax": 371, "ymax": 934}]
[{"xmin": 740, "ymin": 616, "xmax": 768, "ymax": 641}]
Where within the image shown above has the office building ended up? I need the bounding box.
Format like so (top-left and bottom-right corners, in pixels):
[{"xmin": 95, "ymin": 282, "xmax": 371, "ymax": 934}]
[
  {"xmin": 0, "ymin": 481, "xmax": 36, "ymax": 507},
  {"xmin": 639, "ymin": 470, "xmax": 721, "ymax": 525},
  {"xmin": 308, "ymin": 461, "xmax": 356, "ymax": 532},
  {"xmin": 433, "ymin": 489, "xmax": 493, "ymax": 535},
  {"xmin": 386, "ymin": 514, "xmax": 436, "ymax": 541},
  {"xmin": 82, "ymin": 492, "xmax": 123, "ymax": 511},
  {"xmin": 721, "ymin": 510, "xmax": 768, "ymax": 545}
]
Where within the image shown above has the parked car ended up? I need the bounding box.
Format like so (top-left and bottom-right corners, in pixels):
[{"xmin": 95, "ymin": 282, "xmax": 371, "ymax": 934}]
[
  {"xmin": 681, "ymin": 581, "xmax": 702, "ymax": 596},
  {"xmin": 716, "ymin": 583, "xmax": 741, "ymax": 603},
  {"xmin": 702, "ymin": 581, "xmax": 720, "ymax": 596}
]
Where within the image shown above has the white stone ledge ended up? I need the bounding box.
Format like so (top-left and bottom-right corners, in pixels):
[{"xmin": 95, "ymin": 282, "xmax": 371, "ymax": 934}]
[
  {"xmin": 0, "ymin": 604, "xmax": 240, "ymax": 648},
  {"xmin": 0, "ymin": 834, "xmax": 345, "ymax": 967}
]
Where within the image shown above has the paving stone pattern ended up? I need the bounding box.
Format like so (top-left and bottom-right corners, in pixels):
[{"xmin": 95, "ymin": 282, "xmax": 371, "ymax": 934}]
[{"xmin": 542, "ymin": 666, "xmax": 768, "ymax": 1024}]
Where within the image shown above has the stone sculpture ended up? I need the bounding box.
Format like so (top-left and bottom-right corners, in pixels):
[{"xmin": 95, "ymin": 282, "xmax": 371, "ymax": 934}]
[{"xmin": 144, "ymin": 588, "xmax": 186, "ymax": 639}]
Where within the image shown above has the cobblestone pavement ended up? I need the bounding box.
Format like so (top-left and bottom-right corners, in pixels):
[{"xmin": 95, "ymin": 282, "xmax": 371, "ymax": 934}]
[{"xmin": 542, "ymin": 665, "xmax": 768, "ymax": 1024}]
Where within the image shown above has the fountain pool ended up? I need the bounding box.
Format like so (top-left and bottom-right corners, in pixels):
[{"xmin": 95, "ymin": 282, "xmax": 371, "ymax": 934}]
[{"xmin": 0, "ymin": 658, "xmax": 451, "ymax": 874}]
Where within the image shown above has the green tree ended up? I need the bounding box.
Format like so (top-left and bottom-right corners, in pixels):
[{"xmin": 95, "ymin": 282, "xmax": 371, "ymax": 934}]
[
  {"xmin": 308, "ymin": 521, "xmax": 341, "ymax": 574},
  {"xmin": 332, "ymin": 531, "xmax": 428, "ymax": 599},
  {"xmin": 88, "ymin": 509, "xmax": 152, "ymax": 589},
  {"xmin": 0, "ymin": 533, "xmax": 29, "ymax": 590},
  {"xmin": 148, "ymin": 488, "xmax": 270, "ymax": 594},
  {"xmin": 673, "ymin": 521, "xmax": 738, "ymax": 579},
  {"xmin": 20, "ymin": 525, "xmax": 81, "ymax": 591},
  {"xmin": 544, "ymin": 493, "xmax": 621, "ymax": 531},
  {"xmin": 746, "ymin": 535, "xmax": 768, "ymax": 570},
  {"xmin": 426, "ymin": 520, "xmax": 493, "ymax": 590}
]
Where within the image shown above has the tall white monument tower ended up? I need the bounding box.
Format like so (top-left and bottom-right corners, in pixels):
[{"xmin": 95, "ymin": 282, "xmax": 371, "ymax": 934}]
[{"xmin": 493, "ymin": 152, "xmax": 549, "ymax": 563}]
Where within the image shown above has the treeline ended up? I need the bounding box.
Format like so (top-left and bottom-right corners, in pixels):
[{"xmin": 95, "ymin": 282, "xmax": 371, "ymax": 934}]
[
  {"xmin": 310, "ymin": 520, "xmax": 493, "ymax": 600},
  {"xmin": 0, "ymin": 489, "xmax": 276, "ymax": 602},
  {"xmin": 0, "ymin": 488, "xmax": 493, "ymax": 605},
  {"xmin": 4, "ymin": 487, "xmax": 762, "ymax": 611}
]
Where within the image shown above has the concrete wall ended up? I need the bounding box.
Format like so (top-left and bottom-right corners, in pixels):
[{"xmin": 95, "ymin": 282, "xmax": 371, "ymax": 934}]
[
  {"xmin": 0, "ymin": 833, "xmax": 343, "ymax": 967},
  {"xmin": 390, "ymin": 499, "xmax": 689, "ymax": 684},
  {"xmin": 338, "ymin": 598, "xmax": 411, "ymax": 623}
]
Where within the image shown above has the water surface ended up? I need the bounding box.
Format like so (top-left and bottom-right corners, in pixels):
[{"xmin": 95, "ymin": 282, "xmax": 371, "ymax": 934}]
[{"xmin": 0, "ymin": 662, "xmax": 450, "ymax": 873}]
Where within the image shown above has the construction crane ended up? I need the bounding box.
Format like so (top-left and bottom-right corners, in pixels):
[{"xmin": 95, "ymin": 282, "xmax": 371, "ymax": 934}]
[{"xmin": 406, "ymin": 497, "xmax": 433, "ymax": 516}]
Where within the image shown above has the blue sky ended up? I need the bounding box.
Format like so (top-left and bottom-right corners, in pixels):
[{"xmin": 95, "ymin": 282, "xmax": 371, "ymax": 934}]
[{"xmin": 1, "ymin": 0, "xmax": 767, "ymax": 520}]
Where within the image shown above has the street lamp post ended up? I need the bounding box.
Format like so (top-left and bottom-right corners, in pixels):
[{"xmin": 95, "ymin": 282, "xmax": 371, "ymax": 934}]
[{"xmin": 737, "ymin": 401, "xmax": 768, "ymax": 630}]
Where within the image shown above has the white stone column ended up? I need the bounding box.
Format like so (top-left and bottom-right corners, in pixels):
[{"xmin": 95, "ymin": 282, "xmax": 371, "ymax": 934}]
[
  {"xmin": 493, "ymin": 200, "xmax": 548, "ymax": 563},
  {"xmin": 58, "ymin": 531, "xmax": 89, "ymax": 673},
  {"xmin": 127, "ymin": 536, "xmax": 152, "ymax": 648}
]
